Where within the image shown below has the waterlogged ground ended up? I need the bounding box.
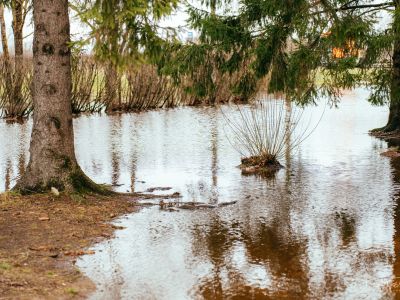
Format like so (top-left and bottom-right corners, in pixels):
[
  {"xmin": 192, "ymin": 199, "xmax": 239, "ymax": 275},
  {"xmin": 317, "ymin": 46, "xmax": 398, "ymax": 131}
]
[{"xmin": 1, "ymin": 89, "xmax": 400, "ymax": 299}]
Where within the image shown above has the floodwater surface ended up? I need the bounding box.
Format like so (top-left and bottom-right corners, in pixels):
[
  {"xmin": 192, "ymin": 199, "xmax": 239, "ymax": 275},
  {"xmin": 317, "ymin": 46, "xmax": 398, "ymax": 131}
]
[{"xmin": 1, "ymin": 89, "xmax": 400, "ymax": 299}]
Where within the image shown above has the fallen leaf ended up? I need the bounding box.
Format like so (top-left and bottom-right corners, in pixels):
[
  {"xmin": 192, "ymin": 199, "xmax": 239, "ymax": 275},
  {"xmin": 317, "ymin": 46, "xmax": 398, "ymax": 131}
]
[
  {"xmin": 10, "ymin": 282, "xmax": 25, "ymax": 287},
  {"xmin": 111, "ymin": 225, "xmax": 126, "ymax": 230},
  {"xmin": 48, "ymin": 252, "xmax": 59, "ymax": 258},
  {"xmin": 64, "ymin": 250, "xmax": 95, "ymax": 256}
]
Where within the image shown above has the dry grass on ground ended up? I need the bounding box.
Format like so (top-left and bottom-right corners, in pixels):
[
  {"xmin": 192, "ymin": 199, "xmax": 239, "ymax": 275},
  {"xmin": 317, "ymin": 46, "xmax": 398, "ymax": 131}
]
[{"xmin": 0, "ymin": 193, "xmax": 138, "ymax": 300}]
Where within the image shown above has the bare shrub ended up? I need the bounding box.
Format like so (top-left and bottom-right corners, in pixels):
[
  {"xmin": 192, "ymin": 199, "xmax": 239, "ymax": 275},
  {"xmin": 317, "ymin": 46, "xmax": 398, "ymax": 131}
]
[
  {"xmin": 0, "ymin": 57, "xmax": 32, "ymax": 120},
  {"xmin": 71, "ymin": 55, "xmax": 107, "ymax": 114},
  {"xmin": 224, "ymin": 94, "xmax": 319, "ymax": 174},
  {"xmin": 180, "ymin": 73, "xmax": 240, "ymax": 106},
  {"xmin": 0, "ymin": 54, "xmax": 251, "ymax": 118},
  {"xmin": 120, "ymin": 65, "xmax": 197, "ymax": 111}
]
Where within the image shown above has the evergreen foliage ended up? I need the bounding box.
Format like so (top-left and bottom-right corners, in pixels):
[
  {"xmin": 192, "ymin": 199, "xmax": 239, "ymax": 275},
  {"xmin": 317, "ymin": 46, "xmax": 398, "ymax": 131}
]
[
  {"xmin": 160, "ymin": 0, "xmax": 397, "ymax": 107},
  {"xmin": 71, "ymin": 0, "xmax": 179, "ymax": 66}
]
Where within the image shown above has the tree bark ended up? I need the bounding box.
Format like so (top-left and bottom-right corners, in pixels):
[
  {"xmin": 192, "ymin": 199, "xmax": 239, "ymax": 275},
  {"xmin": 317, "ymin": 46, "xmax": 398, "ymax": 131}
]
[
  {"xmin": 12, "ymin": 0, "xmax": 24, "ymax": 102},
  {"xmin": 0, "ymin": 4, "xmax": 10, "ymax": 63},
  {"xmin": 105, "ymin": 62, "xmax": 121, "ymax": 112},
  {"xmin": 379, "ymin": 0, "xmax": 400, "ymax": 133},
  {"xmin": 210, "ymin": 0, "xmax": 216, "ymax": 16},
  {"xmin": 12, "ymin": 0, "xmax": 23, "ymax": 71},
  {"xmin": 0, "ymin": 3, "xmax": 12, "ymax": 94},
  {"xmin": 14, "ymin": 0, "xmax": 108, "ymax": 194}
]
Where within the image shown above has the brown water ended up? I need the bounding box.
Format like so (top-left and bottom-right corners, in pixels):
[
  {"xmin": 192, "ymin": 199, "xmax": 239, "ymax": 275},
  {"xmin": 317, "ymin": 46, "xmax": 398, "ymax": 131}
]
[{"xmin": 1, "ymin": 89, "xmax": 400, "ymax": 299}]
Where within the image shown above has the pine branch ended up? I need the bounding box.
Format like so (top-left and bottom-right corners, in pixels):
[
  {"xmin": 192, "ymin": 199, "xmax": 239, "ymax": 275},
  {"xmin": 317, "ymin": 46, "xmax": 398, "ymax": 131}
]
[
  {"xmin": 339, "ymin": 2, "xmax": 395, "ymax": 11},
  {"xmin": 312, "ymin": 1, "xmax": 395, "ymax": 15}
]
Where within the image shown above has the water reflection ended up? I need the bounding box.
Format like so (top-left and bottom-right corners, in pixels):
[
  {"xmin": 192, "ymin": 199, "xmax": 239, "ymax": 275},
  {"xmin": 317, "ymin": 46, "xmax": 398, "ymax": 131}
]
[
  {"xmin": 1, "ymin": 89, "xmax": 400, "ymax": 298},
  {"xmin": 0, "ymin": 120, "xmax": 30, "ymax": 191}
]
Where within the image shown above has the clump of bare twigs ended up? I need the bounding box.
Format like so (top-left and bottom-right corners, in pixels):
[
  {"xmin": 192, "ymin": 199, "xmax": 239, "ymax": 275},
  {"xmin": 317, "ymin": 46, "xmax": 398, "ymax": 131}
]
[
  {"xmin": 0, "ymin": 57, "xmax": 32, "ymax": 120},
  {"xmin": 181, "ymin": 70, "xmax": 244, "ymax": 106},
  {"xmin": 120, "ymin": 65, "xmax": 197, "ymax": 111},
  {"xmin": 71, "ymin": 55, "xmax": 107, "ymax": 114},
  {"xmin": 70, "ymin": 60, "xmax": 201, "ymax": 113},
  {"xmin": 0, "ymin": 54, "xmax": 250, "ymax": 119},
  {"xmin": 224, "ymin": 94, "xmax": 319, "ymax": 176}
]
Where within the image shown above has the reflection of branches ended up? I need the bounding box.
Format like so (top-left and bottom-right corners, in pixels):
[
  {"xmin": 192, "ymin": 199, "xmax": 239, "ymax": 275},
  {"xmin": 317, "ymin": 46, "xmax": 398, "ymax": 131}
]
[
  {"xmin": 191, "ymin": 215, "xmax": 241, "ymax": 298},
  {"xmin": 210, "ymin": 110, "xmax": 218, "ymax": 201},
  {"xmin": 110, "ymin": 116, "xmax": 122, "ymax": 187},
  {"xmin": 4, "ymin": 159, "xmax": 11, "ymax": 191},
  {"xmin": 388, "ymin": 158, "xmax": 400, "ymax": 286},
  {"xmin": 243, "ymin": 219, "xmax": 307, "ymax": 284},
  {"xmin": 190, "ymin": 202, "xmax": 309, "ymax": 297},
  {"xmin": 334, "ymin": 212, "xmax": 356, "ymax": 247}
]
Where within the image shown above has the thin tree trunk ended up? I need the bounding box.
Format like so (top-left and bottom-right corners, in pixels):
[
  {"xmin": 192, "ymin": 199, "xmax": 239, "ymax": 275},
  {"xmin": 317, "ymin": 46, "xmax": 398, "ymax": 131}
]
[
  {"xmin": 0, "ymin": 4, "xmax": 10, "ymax": 63},
  {"xmin": 105, "ymin": 62, "xmax": 121, "ymax": 112},
  {"xmin": 0, "ymin": 3, "xmax": 12, "ymax": 101},
  {"xmin": 12, "ymin": 0, "xmax": 23, "ymax": 72},
  {"xmin": 210, "ymin": 0, "xmax": 216, "ymax": 16},
  {"xmin": 12, "ymin": 0, "xmax": 24, "ymax": 104},
  {"xmin": 14, "ymin": 0, "xmax": 107, "ymax": 194},
  {"xmin": 104, "ymin": 9, "xmax": 121, "ymax": 112}
]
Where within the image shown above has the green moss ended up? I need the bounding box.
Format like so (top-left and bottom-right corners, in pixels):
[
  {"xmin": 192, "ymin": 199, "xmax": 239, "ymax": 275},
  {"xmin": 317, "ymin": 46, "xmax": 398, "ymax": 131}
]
[
  {"xmin": 14, "ymin": 167, "xmax": 113, "ymax": 196},
  {"xmin": 70, "ymin": 193, "xmax": 88, "ymax": 204},
  {"xmin": 14, "ymin": 178, "xmax": 65, "ymax": 195},
  {"xmin": 0, "ymin": 262, "xmax": 11, "ymax": 270},
  {"xmin": 70, "ymin": 170, "xmax": 113, "ymax": 195},
  {"xmin": 60, "ymin": 156, "xmax": 72, "ymax": 170},
  {"xmin": 65, "ymin": 287, "xmax": 79, "ymax": 296}
]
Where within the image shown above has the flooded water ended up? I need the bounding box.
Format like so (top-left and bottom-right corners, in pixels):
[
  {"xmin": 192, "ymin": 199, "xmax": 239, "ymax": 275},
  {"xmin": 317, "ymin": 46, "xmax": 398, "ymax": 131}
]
[{"xmin": 2, "ymin": 88, "xmax": 400, "ymax": 299}]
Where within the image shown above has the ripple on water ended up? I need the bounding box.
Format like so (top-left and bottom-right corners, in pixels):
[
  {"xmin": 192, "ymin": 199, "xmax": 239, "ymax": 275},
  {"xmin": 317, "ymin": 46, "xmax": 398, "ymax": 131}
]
[{"xmin": 1, "ymin": 89, "xmax": 399, "ymax": 299}]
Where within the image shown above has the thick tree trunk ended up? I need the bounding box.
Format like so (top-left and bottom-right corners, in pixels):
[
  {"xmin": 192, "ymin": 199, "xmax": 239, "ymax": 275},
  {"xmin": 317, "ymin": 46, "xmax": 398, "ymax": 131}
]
[
  {"xmin": 14, "ymin": 0, "xmax": 108, "ymax": 194},
  {"xmin": 378, "ymin": 0, "xmax": 400, "ymax": 133}
]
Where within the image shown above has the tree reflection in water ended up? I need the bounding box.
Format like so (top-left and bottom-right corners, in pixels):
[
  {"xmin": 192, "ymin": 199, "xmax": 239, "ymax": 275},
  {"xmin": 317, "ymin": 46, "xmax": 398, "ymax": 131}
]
[{"xmin": 2, "ymin": 92, "xmax": 400, "ymax": 298}]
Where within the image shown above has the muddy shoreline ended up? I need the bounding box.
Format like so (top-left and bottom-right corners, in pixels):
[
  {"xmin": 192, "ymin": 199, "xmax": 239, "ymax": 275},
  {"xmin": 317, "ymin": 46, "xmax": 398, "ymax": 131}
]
[{"xmin": 0, "ymin": 193, "xmax": 139, "ymax": 299}]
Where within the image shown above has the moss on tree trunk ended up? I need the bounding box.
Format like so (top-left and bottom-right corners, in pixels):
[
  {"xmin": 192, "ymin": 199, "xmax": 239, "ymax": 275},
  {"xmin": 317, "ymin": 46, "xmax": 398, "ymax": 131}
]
[
  {"xmin": 14, "ymin": 0, "xmax": 111, "ymax": 195},
  {"xmin": 373, "ymin": 0, "xmax": 400, "ymax": 134}
]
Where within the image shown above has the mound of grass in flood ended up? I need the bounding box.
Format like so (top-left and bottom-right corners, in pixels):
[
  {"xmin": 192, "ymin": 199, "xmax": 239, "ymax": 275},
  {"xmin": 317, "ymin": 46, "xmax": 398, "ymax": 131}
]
[{"xmin": 224, "ymin": 95, "xmax": 319, "ymax": 176}]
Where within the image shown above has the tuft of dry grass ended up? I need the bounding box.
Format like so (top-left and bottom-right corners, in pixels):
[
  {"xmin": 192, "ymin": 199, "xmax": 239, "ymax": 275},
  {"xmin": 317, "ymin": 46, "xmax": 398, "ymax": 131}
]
[{"xmin": 224, "ymin": 94, "xmax": 319, "ymax": 174}]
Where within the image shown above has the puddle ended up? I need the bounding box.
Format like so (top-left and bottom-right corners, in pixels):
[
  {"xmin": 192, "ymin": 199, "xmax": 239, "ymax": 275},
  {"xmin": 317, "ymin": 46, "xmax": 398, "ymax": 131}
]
[{"xmin": 1, "ymin": 88, "xmax": 399, "ymax": 298}]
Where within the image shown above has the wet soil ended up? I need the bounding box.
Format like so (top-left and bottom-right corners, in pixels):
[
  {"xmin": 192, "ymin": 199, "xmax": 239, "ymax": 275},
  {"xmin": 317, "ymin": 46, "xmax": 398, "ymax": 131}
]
[
  {"xmin": 0, "ymin": 193, "xmax": 138, "ymax": 299},
  {"xmin": 381, "ymin": 148, "xmax": 400, "ymax": 158},
  {"xmin": 370, "ymin": 131, "xmax": 400, "ymax": 157},
  {"xmin": 240, "ymin": 155, "xmax": 283, "ymax": 176}
]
